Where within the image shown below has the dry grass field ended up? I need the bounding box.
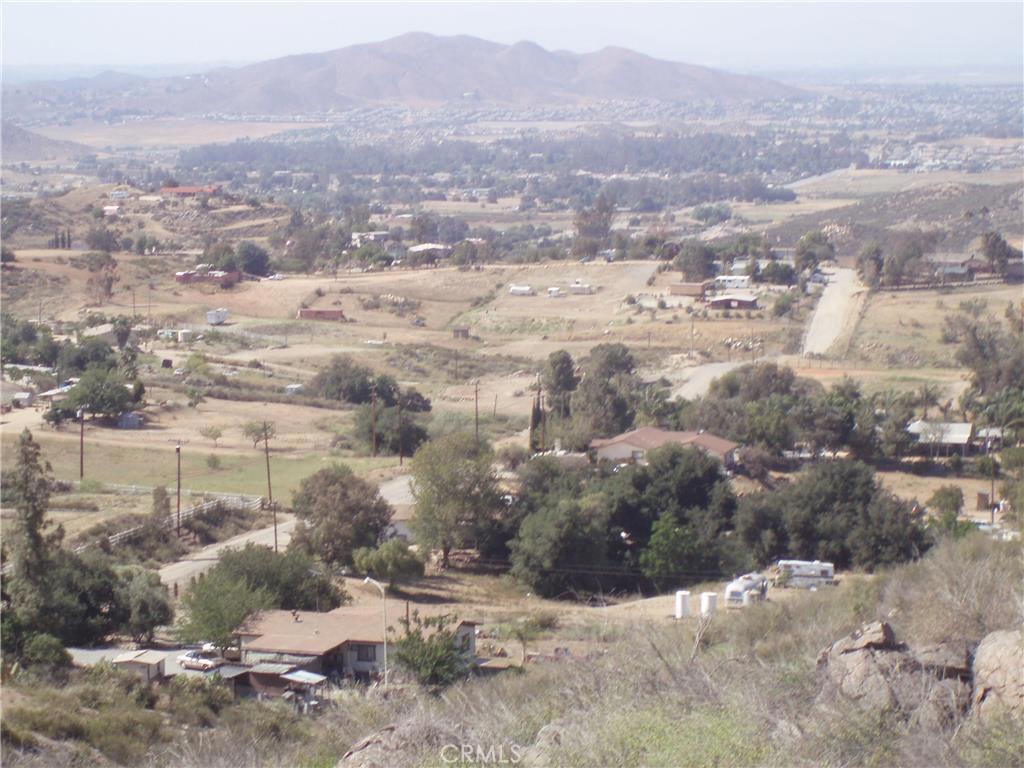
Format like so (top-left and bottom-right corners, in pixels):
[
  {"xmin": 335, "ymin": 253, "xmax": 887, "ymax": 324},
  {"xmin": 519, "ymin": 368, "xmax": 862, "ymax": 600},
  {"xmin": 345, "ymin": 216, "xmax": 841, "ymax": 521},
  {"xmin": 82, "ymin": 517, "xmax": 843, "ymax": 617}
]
[
  {"xmin": 787, "ymin": 167, "xmax": 1023, "ymax": 198},
  {"xmin": 847, "ymin": 283, "xmax": 1021, "ymax": 369}
]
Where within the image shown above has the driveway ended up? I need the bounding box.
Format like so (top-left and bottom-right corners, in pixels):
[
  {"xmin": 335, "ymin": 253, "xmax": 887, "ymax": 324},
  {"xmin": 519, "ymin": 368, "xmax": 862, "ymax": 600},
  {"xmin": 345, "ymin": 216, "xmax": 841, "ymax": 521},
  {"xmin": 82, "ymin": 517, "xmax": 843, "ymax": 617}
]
[
  {"xmin": 158, "ymin": 475, "xmax": 415, "ymax": 590},
  {"xmin": 802, "ymin": 267, "xmax": 867, "ymax": 356}
]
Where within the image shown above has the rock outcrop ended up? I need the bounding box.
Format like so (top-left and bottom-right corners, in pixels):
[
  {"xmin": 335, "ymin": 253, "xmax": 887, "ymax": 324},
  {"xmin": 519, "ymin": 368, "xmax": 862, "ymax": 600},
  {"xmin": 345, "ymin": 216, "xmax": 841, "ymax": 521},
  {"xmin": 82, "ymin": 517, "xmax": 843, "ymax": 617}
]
[
  {"xmin": 972, "ymin": 629, "xmax": 1024, "ymax": 720},
  {"xmin": 816, "ymin": 621, "xmax": 972, "ymax": 727}
]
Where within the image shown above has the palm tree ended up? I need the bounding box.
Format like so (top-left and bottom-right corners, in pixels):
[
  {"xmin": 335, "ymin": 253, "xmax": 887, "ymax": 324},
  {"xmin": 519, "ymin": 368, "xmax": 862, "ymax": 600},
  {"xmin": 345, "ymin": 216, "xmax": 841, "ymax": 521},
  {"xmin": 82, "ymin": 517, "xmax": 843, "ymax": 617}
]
[{"xmin": 916, "ymin": 383, "xmax": 941, "ymax": 420}]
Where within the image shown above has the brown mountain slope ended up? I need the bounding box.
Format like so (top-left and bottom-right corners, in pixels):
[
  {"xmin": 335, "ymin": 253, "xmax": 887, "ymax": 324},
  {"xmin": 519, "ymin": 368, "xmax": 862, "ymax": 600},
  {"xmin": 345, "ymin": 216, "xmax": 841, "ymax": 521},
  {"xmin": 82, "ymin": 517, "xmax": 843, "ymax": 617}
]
[
  {"xmin": 1, "ymin": 122, "xmax": 91, "ymax": 161},
  {"xmin": 3, "ymin": 33, "xmax": 802, "ymax": 118}
]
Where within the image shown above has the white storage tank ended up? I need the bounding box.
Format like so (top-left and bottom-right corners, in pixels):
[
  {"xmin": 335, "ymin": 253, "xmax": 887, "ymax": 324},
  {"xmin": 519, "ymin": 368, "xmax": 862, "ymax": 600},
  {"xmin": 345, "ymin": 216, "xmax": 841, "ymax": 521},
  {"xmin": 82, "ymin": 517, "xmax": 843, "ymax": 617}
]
[
  {"xmin": 675, "ymin": 590, "xmax": 690, "ymax": 619},
  {"xmin": 700, "ymin": 592, "xmax": 717, "ymax": 617}
]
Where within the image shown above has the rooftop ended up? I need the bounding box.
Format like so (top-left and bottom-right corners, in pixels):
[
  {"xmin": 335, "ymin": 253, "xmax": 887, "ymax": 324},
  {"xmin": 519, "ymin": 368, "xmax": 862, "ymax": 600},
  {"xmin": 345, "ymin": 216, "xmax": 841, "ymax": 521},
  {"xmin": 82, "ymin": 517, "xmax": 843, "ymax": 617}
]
[{"xmin": 590, "ymin": 427, "xmax": 738, "ymax": 458}]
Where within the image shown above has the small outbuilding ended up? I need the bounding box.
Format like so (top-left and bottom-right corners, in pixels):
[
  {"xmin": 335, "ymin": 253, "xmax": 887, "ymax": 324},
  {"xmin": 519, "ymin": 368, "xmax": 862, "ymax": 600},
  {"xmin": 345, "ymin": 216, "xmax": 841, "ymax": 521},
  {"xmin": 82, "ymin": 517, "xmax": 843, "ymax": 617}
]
[
  {"xmin": 112, "ymin": 650, "xmax": 166, "ymax": 683},
  {"xmin": 452, "ymin": 325, "xmax": 471, "ymax": 340}
]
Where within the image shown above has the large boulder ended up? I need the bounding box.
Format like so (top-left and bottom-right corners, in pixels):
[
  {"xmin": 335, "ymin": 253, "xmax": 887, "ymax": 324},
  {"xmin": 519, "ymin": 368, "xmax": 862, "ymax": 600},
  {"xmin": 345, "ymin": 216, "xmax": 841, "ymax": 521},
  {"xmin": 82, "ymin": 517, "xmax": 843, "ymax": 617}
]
[
  {"xmin": 972, "ymin": 629, "xmax": 1024, "ymax": 720},
  {"xmin": 337, "ymin": 721, "xmax": 464, "ymax": 768},
  {"xmin": 817, "ymin": 621, "xmax": 972, "ymax": 725}
]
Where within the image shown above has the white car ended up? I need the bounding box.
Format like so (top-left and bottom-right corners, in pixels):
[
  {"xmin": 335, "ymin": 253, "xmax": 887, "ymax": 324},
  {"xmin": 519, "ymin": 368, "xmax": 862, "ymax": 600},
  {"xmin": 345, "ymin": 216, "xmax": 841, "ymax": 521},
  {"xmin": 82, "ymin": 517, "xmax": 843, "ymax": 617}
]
[{"xmin": 177, "ymin": 650, "xmax": 222, "ymax": 671}]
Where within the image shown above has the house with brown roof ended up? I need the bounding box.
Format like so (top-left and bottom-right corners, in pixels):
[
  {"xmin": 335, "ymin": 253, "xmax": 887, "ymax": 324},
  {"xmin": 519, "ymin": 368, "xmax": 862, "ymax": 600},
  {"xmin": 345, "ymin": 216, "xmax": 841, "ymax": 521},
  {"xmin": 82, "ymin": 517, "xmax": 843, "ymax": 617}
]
[
  {"xmin": 236, "ymin": 604, "xmax": 476, "ymax": 682},
  {"xmin": 590, "ymin": 427, "xmax": 739, "ymax": 468}
]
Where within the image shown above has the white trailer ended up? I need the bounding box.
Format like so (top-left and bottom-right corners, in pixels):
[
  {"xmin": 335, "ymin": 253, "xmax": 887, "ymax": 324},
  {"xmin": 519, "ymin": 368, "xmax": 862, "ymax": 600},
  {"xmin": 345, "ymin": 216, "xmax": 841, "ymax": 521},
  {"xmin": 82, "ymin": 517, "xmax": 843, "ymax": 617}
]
[
  {"xmin": 772, "ymin": 560, "xmax": 835, "ymax": 589},
  {"xmin": 725, "ymin": 573, "xmax": 768, "ymax": 606},
  {"xmin": 206, "ymin": 308, "xmax": 229, "ymax": 326},
  {"xmin": 509, "ymin": 285, "xmax": 535, "ymax": 296}
]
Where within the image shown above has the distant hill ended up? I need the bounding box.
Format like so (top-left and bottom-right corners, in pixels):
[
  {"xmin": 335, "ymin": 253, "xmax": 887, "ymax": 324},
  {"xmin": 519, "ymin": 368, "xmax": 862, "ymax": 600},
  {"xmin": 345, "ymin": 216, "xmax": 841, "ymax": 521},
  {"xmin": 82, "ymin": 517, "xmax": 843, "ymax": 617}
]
[
  {"xmin": 1, "ymin": 122, "xmax": 91, "ymax": 161},
  {"xmin": 2, "ymin": 33, "xmax": 802, "ymax": 118}
]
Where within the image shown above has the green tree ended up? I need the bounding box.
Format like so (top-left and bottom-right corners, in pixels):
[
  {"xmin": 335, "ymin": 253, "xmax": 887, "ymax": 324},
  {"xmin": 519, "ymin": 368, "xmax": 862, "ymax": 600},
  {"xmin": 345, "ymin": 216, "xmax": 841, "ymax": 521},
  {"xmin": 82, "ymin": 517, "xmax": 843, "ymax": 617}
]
[
  {"xmin": 177, "ymin": 569, "xmax": 271, "ymax": 650},
  {"xmin": 199, "ymin": 425, "xmax": 223, "ymax": 448},
  {"xmin": 980, "ymin": 231, "xmax": 1021, "ymax": 276},
  {"xmin": 235, "ymin": 241, "xmax": 271, "ymax": 275},
  {"xmin": 1, "ymin": 245, "xmax": 16, "ymax": 263},
  {"xmin": 121, "ymin": 568, "xmax": 174, "ymax": 644},
  {"xmin": 216, "ymin": 544, "xmax": 345, "ymax": 611},
  {"xmin": 510, "ymin": 498, "xmax": 609, "ymax": 597},
  {"xmin": 542, "ymin": 350, "xmax": 579, "ymax": 419},
  {"xmin": 21, "ymin": 633, "xmax": 72, "ymax": 679},
  {"xmin": 410, "ymin": 432, "xmax": 500, "ymax": 568},
  {"xmin": 794, "ymin": 230, "xmax": 834, "ymax": 273},
  {"xmin": 639, "ymin": 511, "xmax": 703, "ymax": 587},
  {"xmin": 65, "ymin": 365, "xmax": 133, "ymax": 418},
  {"xmin": 353, "ymin": 539, "xmax": 424, "ymax": 589},
  {"xmin": 393, "ymin": 611, "xmax": 470, "ymax": 687},
  {"xmin": 674, "ymin": 240, "xmax": 716, "ymax": 281},
  {"xmin": 242, "ymin": 419, "xmax": 275, "ymax": 448},
  {"xmin": 290, "ymin": 465, "xmax": 393, "ymax": 566},
  {"xmin": 353, "ymin": 404, "xmax": 428, "ymax": 456}
]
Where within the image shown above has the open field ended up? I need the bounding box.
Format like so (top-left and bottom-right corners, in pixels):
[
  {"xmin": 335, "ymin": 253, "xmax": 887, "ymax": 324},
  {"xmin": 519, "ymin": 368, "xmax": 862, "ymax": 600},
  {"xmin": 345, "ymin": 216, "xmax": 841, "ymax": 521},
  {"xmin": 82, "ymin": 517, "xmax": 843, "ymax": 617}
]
[
  {"xmin": 727, "ymin": 196, "xmax": 857, "ymax": 225},
  {"xmin": 787, "ymin": 167, "xmax": 1024, "ymax": 198},
  {"xmin": 847, "ymin": 283, "xmax": 1022, "ymax": 368},
  {"xmin": 31, "ymin": 118, "xmax": 328, "ymax": 148}
]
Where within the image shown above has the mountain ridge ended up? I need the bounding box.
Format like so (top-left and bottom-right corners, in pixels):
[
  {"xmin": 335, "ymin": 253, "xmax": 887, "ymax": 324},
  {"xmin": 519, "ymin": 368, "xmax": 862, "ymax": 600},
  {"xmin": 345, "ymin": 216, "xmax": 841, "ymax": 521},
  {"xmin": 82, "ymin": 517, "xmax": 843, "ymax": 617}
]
[{"xmin": 2, "ymin": 33, "xmax": 802, "ymax": 118}]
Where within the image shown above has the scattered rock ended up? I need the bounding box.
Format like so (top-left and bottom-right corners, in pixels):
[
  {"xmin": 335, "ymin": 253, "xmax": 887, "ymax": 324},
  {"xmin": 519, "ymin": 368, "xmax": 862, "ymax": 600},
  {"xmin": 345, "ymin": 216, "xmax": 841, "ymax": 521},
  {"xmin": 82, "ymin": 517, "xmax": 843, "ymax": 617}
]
[{"xmin": 972, "ymin": 629, "xmax": 1024, "ymax": 720}]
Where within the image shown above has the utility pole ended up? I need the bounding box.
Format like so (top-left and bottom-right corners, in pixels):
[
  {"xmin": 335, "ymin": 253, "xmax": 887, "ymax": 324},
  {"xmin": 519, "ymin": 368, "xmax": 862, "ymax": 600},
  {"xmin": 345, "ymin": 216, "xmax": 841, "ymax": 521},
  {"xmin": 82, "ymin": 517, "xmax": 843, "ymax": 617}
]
[
  {"xmin": 493, "ymin": 393, "xmax": 498, "ymax": 417},
  {"xmin": 175, "ymin": 442, "xmax": 182, "ymax": 537},
  {"xmin": 539, "ymin": 386, "xmax": 546, "ymax": 452},
  {"xmin": 370, "ymin": 386, "xmax": 378, "ymax": 457},
  {"xmin": 474, "ymin": 380, "xmax": 480, "ymax": 445},
  {"xmin": 690, "ymin": 316, "xmax": 695, "ymax": 357},
  {"xmin": 397, "ymin": 397, "xmax": 404, "ymax": 467},
  {"xmin": 132, "ymin": 288, "xmax": 136, "ymax": 317},
  {"xmin": 259, "ymin": 422, "xmax": 276, "ymax": 551},
  {"xmin": 78, "ymin": 408, "xmax": 85, "ymax": 479},
  {"xmin": 454, "ymin": 349, "xmax": 459, "ymax": 380}
]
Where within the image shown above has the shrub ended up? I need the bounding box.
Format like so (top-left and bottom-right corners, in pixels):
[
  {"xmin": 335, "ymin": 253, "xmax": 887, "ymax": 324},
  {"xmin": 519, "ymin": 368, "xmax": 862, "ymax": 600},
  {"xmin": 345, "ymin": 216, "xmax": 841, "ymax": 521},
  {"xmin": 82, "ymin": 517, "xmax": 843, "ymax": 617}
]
[
  {"xmin": 206, "ymin": 454, "xmax": 222, "ymax": 470},
  {"xmin": 21, "ymin": 633, "xmax": 72, "ymax": 678}
]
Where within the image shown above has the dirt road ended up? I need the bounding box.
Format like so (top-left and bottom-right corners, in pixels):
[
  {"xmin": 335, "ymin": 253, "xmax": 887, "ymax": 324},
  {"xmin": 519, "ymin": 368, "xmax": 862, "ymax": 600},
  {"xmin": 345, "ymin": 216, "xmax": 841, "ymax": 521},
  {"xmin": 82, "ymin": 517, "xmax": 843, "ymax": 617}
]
[
  {"xmin": 802, "ymin": 267, "xmax": 866, "ymax": 357},
  {"xmin": 158, "ymin": 475, "xmax": 414, "ymax": 589}
]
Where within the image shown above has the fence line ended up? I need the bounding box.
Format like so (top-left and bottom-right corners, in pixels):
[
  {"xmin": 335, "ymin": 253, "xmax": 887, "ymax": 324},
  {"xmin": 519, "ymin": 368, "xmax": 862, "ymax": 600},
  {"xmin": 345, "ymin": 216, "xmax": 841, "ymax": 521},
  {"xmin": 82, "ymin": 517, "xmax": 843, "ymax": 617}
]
[{"xmin": 71, "ymin": 494, "xmax": 264, "ymax": 555}]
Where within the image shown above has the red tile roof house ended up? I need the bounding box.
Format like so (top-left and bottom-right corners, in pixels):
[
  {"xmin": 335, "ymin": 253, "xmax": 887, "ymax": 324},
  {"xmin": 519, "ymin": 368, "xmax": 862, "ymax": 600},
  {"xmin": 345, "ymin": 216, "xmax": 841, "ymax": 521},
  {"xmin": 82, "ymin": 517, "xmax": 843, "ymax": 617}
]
[
  {"xmin": 589, "ymin": 427, "xmax": 739, "ymax": 469},
  {"xmin": 236, "ymin": 604, "xmax": 477, "ymax": 684}
]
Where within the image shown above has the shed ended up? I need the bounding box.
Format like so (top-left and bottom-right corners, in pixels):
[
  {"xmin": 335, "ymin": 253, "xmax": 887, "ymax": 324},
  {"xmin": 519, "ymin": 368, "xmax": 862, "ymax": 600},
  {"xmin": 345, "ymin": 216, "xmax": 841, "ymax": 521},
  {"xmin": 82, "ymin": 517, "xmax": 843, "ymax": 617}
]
[
  {"xmin": 207, "ymin": 308, "xmax": 229, "ymax": 326},
  {"xmin": 452, "ymin": 325, "xmax": 471, "ymax": 340},
  {"xmin": 112, "ymin": 650, "xmax": 166, "ymax": 683},
  {"xmin": 12, "ymin": 392, "xmax": 34, "ymax": 408},
  {"xmin": 284, "ymin": 383, "xmax": 304, "ymax": 396},
  {"xmin": 669, "ymin": 281, "xmax": 709, "ymax": 298}
]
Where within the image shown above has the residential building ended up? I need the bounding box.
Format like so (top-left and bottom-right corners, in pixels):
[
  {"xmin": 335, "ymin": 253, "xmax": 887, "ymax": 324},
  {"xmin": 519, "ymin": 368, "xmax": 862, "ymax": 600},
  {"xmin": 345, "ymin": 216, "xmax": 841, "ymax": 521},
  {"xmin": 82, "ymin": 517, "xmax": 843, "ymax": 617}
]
[
  {"xmin": 236, "ymin": 605, "xmax": 477, "ymax": 682},
  {"xmin": 590, "ymin": 427, "xmax": 739, "ymax": 468},
  {"xmin": 112, "ymin": 650, "xmax": 166, "ymax": 683}
]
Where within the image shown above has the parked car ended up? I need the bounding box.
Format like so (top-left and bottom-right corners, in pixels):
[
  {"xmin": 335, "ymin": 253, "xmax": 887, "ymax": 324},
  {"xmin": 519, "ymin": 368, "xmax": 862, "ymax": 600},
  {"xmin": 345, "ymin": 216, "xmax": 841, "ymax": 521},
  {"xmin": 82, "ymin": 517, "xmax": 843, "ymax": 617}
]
[{"xmin": 177, "ymin": 650, "xmax": 223, "ymax": 671}]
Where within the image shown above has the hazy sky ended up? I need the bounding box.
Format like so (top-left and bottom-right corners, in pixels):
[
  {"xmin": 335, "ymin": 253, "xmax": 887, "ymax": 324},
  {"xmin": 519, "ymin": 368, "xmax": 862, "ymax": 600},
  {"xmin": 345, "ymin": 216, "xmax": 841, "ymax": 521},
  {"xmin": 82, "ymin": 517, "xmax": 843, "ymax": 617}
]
[{"xmin": 2, "ymin": 1, "xmax": 1021, "ymax": 75}]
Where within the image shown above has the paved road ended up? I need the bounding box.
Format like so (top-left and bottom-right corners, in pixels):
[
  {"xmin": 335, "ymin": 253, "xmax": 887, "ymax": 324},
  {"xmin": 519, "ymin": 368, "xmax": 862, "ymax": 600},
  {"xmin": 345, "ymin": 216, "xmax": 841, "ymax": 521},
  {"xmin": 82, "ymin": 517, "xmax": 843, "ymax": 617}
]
[
  {"xmin": 159, "ymin": 513, "xmax": 297, "ymax": 589},
  {"xmin": 158, "ymin": 475, "xmax": 414, "ymax": 589},
  {"xmin": 802, "ymin": 267, "xmax": 866, "ymax": 356},
  {"xmin": 671, "ymin": 360, "xmax": 748, "ymax": 400}
]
